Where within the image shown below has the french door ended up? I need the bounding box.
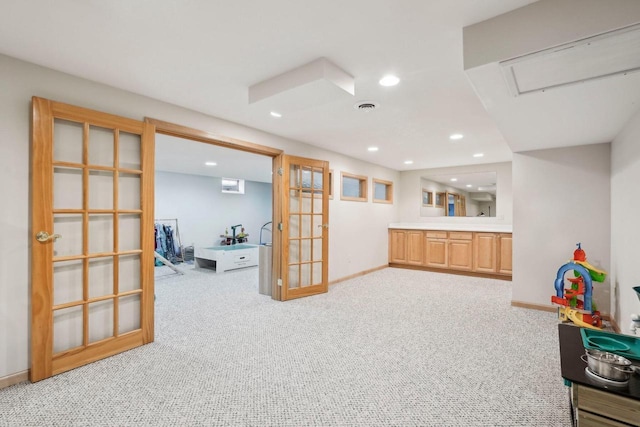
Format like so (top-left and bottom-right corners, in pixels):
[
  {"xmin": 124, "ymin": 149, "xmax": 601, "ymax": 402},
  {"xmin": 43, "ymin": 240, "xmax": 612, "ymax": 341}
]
[
  {"xmin": 31, "ymin": 97, "xmax": 155, "ymax": 382},
  {"xmin": 280, "ymin": 155, "xmax": 329, "ymax": 300}
]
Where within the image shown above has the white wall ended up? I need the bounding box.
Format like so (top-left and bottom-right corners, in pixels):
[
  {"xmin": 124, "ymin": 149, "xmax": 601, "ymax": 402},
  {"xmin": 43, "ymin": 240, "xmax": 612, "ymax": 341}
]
[
  {"xmin": 611, "ymin": 107, "xmax": 640, "ymax": 334},
  {"xmin": 398, "ymin": 162, "xmax": 512, "ymax": 224},
  {"xmin": 0, "ymin": 54, "xmax": 399, "ymax": 379},
  {"xmin": 155, "ymin": 172, "xmax": 272, "ymax": 248},
  {"xmin": 512, "ymin": 143, "xmax": 611, "ymax": 314}
]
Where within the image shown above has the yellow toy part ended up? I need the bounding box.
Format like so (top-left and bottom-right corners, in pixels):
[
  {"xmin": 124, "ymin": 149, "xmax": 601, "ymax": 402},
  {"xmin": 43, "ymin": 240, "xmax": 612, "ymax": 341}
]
[{"xmin": 558, "ymin": 307, "xmax": 602, "ymax": 330}]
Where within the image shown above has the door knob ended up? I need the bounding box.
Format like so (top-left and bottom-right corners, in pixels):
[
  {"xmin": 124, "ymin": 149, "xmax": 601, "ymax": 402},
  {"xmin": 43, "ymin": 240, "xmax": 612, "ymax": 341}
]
[{"xmin": 36, "ymin": 231, "xmax": 62, "ymax": 243}]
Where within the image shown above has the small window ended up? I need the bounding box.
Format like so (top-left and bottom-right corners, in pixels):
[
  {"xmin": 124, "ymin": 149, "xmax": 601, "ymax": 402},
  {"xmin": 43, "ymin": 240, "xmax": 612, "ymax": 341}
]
[
  {"xmin": 221, "ymin": 177, "xmax": 245, "ymax": 194},
  {"xmin": 373, "ymin": 179, "xmax": 393, "ymax": 204},
  {"xmin": 340, "ymin": 172, "xmax": 367, "ymax": 202},
  {"xmin": 435, "ymin": 192, "xmax": 445, "ymax": 207},
  {"xmin": 422, "ymin": 189, "xmax": 433, "ymax": 206}
]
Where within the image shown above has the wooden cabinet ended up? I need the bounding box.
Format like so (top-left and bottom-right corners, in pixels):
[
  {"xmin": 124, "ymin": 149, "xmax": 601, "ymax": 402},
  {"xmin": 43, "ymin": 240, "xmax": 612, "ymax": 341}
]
[
  {"xmin": 389, "ymin": 228, "xmax": 512, "ymax": 278},
  {"xmin": 448, "ymin": 232, "xmax": 473, "ymax": 271},
  {"xmin": 573, "ymin": 384, "xmax": 640, "ymax": 426},
  {"xmin": 389, "ymin": 230, "xmax": 407, "ymax": 263},
  {"xmin": 498, "ymin": 233, "xmax": 512, "ymax": 275},
  {"xmin": 474, "ymin": 233, "xmax": 497, "ymax": 273},
  {"xmin": 425, "ymin": 231, "xmax": 448, "ymax": 268},
  {"xmin": 406, "ymin": 231, "xmax": 424, "ymax": 265}
]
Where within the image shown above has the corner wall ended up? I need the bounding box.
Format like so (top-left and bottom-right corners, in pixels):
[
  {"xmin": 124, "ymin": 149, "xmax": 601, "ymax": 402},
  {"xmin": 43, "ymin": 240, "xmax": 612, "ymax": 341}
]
[
  {"xmin": 611, "ymin": 106, "xmax": 640, "ymax": 334},
  {"xmin": 0, "ymin": 54, "xmax": 399, "ymax": 379},
  {"xmin": 512, "ymin": 143, "xmax": 611, "ymax": 314}
]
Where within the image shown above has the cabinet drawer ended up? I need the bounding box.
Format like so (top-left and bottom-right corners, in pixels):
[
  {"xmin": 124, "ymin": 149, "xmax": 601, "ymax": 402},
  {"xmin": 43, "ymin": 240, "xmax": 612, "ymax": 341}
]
[
  {"xmin": 448, "ymin": 232, "xmax": 472, "ymax": 240},
  {"xmin": 575, "ymin": 384, "xmax": 640, "ymax": 426},
  {"xmin": 577, "ymin": 411, "xmax": 633, "ymax": 427},
  {"xmin": 426, "ymin": 231, "xmax": 447, "ymax": 238}
]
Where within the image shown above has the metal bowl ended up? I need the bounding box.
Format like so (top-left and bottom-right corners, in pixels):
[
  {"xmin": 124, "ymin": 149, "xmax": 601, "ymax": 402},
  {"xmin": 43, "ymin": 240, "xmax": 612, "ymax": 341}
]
[{"xmin": 581, "ymin": 349, "xmax": 634, "ymax": 382}]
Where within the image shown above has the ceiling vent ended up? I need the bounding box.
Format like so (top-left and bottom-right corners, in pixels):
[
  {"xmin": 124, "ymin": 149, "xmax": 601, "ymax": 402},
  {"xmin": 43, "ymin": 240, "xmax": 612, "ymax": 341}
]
[
  {"xmin": 500, "ymin": 23, "xmax": 640, "ymax": 96},
  {"xmin": 354, "ymin": 101, "xmax": 379, "ymax": 111}
]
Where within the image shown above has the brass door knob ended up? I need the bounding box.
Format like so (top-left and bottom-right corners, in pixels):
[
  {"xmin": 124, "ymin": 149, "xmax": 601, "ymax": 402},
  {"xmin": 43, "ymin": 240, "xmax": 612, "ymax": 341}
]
[{"xmin": 36, "ymin": 231, "xmax": 62, "ymax": 242}]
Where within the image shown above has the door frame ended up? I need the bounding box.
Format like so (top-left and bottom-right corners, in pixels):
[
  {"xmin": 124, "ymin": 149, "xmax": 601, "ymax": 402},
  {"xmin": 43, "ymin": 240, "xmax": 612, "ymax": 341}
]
[{"xmin": 144, "ymin": 118, "xmax": 286, "ymax": 299}]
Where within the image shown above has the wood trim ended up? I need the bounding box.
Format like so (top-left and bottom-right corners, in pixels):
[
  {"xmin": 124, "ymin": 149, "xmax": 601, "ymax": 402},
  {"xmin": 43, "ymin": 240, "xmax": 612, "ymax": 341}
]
[
  {"xmin": 52, "ymin": 331, "xmax": 144, "ymax": 376},
  {"xmin": 271, "ymin": 154, "xmax": 283, "ymax": 301},
  {"xmin": 340, "ymin": 172, "xmax": 368, "ymax": 202},
  {"xmin": 510, "ymin": 301, "xmax": 557, "ymax": 312},
  {"xmin": 49, "ymin": 101, "xmax": 145, "ymax": 134},
  {"xmin": 328, "ymin": 265, "xmax": 388, "ymax": 286},
  {"xmin": 328, "ymin": 169, "xmax": 334, "ymax": 199},
  {"xmin": 140, "ymin": 121, "xmax": 155, "ymax": 344},
  {"xmin": 145, "ymin": 118, "xmax": 283, "ymax": 157},
  {"xmin": 421, "ymin": 188, "xmax": 434, "ymax": 206},
  {"xmin": 603, "ymin": 315, "xmax": 621, "ymax": 333},
  {"xmin": 389, "ymin": 263, "xmax": 512, "ymax": 281},
  {"xmin": 0, "ymin": 371, "xmax": 29, "ymax": 389},
  {"xmin": 372, "ymin": 178, "xmax": 393, "ymax": 204},
  {"xmin": 31, "ymin": 96, "xmax": 54, "ymax": 382}
]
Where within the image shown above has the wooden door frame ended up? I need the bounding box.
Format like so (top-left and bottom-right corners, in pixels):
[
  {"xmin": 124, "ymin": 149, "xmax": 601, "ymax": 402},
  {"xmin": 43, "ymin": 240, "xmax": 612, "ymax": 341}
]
[{"xmin": 144, "ymin": 118, "xmax": 285, "ymax": 299}]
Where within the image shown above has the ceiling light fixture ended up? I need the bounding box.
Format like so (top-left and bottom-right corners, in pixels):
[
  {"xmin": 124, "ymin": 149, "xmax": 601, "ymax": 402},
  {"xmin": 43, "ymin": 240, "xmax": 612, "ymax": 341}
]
[
  {"xmin": 368, "ymin": 147, "xmax": 379, "ymax": 152},
  {"xmin": 270, "ymin": 111, "xmax": 282, "ymax": 118},
  {"xmin": 449, "ymin": 133, "xmax": 464, "ymax": 140},
  {"xmin": 450, "ymin": 178, "xmax": 458, "ymax": 182},
  {"xmin": 205, "ymin": 162, "xmax": 217, "ymax": 166},
  {"xmin": 466, "ymin": 184, "xmax": 473, "ymax": 188},
  {"xmin": 404, "ymin": 160, "xmax": 413, "ymax": 165},
  {"xmin": 379, "ymin": 75, "xmax": 400, "ymax": 87},
  {"xmin": 473, "ymin": 153, "xmax": 484, "ymax": 158}
]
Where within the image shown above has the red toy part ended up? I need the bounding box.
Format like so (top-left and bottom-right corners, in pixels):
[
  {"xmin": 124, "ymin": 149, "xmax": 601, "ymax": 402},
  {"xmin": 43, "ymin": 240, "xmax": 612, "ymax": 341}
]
[{"xmin": 573, "ymin": 242, "xmax": 586, "ymax": 262}]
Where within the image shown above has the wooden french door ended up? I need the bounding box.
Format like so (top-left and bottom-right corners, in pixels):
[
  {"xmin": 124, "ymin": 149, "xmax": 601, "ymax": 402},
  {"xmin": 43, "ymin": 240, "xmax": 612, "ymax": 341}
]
[
  {"xmin": 280, "ymin": 155, "xmax": 329, "ymax": 300},
  {"xmin": 31, "ymin": 97, "xmax": 155, "ymax": 382}
]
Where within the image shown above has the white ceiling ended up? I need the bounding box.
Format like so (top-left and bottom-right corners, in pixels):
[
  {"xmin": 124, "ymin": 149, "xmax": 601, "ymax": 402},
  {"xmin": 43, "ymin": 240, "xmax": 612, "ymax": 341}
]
[
  {"xmin": 155, "ymin": 134, "xmax": 273, "ymax": 183},
  {"xmin": 0, "ymin": 0, "xmax": 539, "ymax": 172}
]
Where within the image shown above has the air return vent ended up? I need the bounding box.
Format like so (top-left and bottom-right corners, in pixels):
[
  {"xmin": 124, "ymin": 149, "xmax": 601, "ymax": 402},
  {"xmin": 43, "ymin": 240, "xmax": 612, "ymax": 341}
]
[
  {"xmin": 354, "ymin": 101, "xmax": 379, "ymax": 111},
  {"xmin": 500, "ymin": 23, "xmax": 640, "ymax": 96}
]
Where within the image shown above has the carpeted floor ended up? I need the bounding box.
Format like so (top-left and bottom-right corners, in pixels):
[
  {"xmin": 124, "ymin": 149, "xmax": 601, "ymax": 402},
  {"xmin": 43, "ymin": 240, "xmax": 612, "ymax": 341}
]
[{"xmin": 0, "ymin": 267, "xmax": 571, "ymax": 426}]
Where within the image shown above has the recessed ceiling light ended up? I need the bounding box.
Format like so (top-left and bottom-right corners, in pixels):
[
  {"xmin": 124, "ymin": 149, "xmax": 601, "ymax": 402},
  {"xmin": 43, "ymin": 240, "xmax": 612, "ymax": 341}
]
[
  {"xmin": 368, "ymin": 147, "xmax": 379, "ymax": 152},
  {"xmin": 466, "ymin": 184, "xmax": 473, "ymax": 188},
  {"xmin": 449, "ymin": 133, "xmax": 464, "ymax": 140},
  {"xmin": 205, "ymin": 162, "xmax": 217, "ymax": 166},
  {"xmin": 270, "ymin": 111, "xmax": 282, "ymax": 118},
  {"xmin": 450, "ymin": 178, "xmax": 458, "ymax": 182},
  {"xmin": 404, "ymin": 160, "xmax": 413, "ymax": 165},
  {"xmin": 473, "ymin": 153, "xmax": 484, "ymax": 158},
  {"xmin": 379, "ymin": 75, "xmax": 400, "ymax": 87}
]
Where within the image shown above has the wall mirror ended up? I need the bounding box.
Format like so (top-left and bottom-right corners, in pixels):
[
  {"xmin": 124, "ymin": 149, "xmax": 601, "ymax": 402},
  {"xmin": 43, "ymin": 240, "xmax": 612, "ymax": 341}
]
[{"xmin": 420, "ymin": 171, "xmax": 496, "ymax": 217}]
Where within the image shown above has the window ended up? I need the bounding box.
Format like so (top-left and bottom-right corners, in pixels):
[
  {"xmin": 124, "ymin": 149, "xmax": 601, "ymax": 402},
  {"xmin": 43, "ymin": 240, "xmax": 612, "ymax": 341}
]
[
  {"xmin": 340, "ymin": 172, "xmax": 367, "ymax": 202},
  {"xmin": 221, "ymin": 177, "xmax": 245, "ymax": 194},
  {"xmin": 435, "ymin": 192, "xmax": 445, "ymax": 207},
  {"xmin": 422, "ymin": 189, "xmax": 433, "ymax": 206},
  {"xmin": 373, "ymin": 179, "xmax": 393, "ymax": 204}
]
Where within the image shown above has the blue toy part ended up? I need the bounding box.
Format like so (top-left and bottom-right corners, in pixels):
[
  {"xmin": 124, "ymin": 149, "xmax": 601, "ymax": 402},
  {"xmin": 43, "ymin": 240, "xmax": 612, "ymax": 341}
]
[{"xmin": 554, "ymin": 262, "xmax": 593, "ymax": 312}]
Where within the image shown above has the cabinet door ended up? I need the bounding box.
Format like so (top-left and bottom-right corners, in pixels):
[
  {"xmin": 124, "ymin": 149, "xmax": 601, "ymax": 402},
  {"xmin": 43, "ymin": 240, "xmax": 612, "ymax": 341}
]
[
  {"xmin": 406, "ymin": 231, "xmax": 424, "ymax": 265},
  {"xmin": 498, "ymin": 234, "xmax": 512, "ymax": 275},
  {"xmin": 449, "ymin": 239, "xmax": 473, "ymax": 270},
  {"xmin": 389, "ymin": 230, "xmax": 407, "ymax": 263},
  {"xmin": 425, "ymin": 238, "xmax": 448, "ymax": 268},
  {"xmin": 473, "ymin": 233, "xmax": 497, "ymax": 273}
]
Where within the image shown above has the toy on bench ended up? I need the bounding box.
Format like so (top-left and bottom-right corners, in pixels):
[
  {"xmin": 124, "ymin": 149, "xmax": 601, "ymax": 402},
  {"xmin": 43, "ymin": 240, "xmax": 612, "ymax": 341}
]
[{"xmin": 551, "ymin": 243, "xmax": 607, "ymax": 329}]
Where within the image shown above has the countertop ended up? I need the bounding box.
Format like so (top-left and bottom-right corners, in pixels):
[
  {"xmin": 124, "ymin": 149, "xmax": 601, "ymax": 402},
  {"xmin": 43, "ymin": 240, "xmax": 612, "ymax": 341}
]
[
  {"xmin": 558, "ymin": 323, "xmax": 640, "ymax": 400},
  {"xmin": 388, "ymin": 222, "xmax": 512, "ymax": 233}
]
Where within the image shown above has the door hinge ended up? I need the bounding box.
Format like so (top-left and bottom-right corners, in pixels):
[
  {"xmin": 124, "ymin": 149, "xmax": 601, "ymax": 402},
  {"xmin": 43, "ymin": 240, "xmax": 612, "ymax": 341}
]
[
  {"xmin": 278, "ymin": 222, "xmax": 283, "ymax": 231},
  {"xmin": 277, "ymin": 278, "xmax": 282, "ymax": 287},
  {"xmin": 277, "ymin": 168, "xmax": 284, "ymax": 176}
]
